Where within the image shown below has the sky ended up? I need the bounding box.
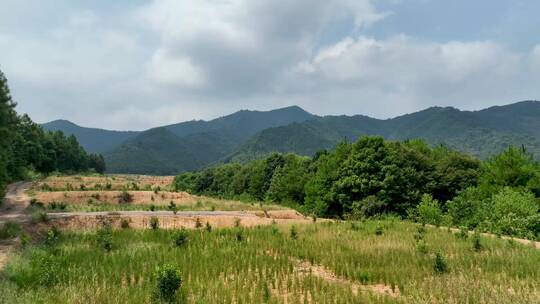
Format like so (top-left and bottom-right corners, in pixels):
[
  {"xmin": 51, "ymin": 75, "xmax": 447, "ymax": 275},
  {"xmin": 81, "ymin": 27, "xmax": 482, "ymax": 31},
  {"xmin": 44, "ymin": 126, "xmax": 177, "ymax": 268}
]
[{"xmin": 1, "ymin": 0, "xmax": 540, "ymax": 131}]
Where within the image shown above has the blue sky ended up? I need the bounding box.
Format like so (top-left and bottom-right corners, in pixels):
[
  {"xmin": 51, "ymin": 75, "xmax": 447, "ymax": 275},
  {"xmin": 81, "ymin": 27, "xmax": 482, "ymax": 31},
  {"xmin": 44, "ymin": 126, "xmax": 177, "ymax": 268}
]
[{"xmin": 1, "ymin": 0, "xmax": 539, "ymax": 130}]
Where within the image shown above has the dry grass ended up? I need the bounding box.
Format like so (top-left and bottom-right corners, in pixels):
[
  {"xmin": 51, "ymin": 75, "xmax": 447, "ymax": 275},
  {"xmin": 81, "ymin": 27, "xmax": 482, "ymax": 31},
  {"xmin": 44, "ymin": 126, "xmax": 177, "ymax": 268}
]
[{"xmin": 36, "ymin": 175, "xmax": 174, "ymax": 191}]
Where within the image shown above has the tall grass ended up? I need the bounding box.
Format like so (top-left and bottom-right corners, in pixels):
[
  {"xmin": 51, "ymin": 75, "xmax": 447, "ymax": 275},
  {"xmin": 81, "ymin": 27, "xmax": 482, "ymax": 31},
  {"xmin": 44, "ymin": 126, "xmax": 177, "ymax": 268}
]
[{"xmin": 0, "ymin": 220, "xmax": 538, "ymax": 303}]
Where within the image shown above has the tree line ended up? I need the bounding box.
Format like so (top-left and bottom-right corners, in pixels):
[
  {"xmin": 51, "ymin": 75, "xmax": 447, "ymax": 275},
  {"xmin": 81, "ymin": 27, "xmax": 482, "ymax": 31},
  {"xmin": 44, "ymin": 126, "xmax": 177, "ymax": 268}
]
[
  {"xmin": 0, "ymin": 69, "xmax": 105, "ymax": 197},
  {"xmin": 174, "ymin": 137, "xmax": 539, "ymax": 239}
]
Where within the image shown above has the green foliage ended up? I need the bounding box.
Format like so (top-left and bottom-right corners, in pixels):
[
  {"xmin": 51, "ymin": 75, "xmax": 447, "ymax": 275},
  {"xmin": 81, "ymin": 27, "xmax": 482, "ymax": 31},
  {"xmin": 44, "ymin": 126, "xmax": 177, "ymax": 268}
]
[
  {"xmin": 96, "ymin": 224, "xmax": 114, "ymax": 252},
  {"xmin": 154, "ymin": 264, "xmax": 182, "ymax": 302},
  {"xmin": 472, "ymin": 233, "xmax": 483, "ymax": 252},
  {"xmin": 415, "ymin": 194, "xmax": 443, "ymax": 226},
  {"xmin": 118, "ymin": 191, "xmax": 133, "ymax": 204},
  {"xmin": 0, "ymin": 69, "xmax": 105, "ymax": 196},
  {"xmin": 0, "ymin": 222, "xmax": 22, "ymax": 240},
  {"xmin": 489, "ymin": 188, "xmax": 539, "ymax": 238},
  {"xmin": 290, "ymin": 225, "xmax": 298, "ymax": 240},
  {"xmin": 150, "ymin": 217, "xmax": 159, "ymax": 230},
  {"xmin": 172, "ymin": 229, "xmax": 189, "ymax": 247},
  {"xmin": 434, "ymin": 252, "xmax": 448, "ymax": 274}
]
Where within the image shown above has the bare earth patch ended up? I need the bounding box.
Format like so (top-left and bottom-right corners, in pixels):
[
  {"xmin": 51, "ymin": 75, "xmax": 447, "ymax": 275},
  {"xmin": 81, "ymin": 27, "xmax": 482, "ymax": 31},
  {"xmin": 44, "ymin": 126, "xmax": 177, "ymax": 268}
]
[{"xmin": 292, "ymin": 258, "xmax": 401, "ymax": 299}]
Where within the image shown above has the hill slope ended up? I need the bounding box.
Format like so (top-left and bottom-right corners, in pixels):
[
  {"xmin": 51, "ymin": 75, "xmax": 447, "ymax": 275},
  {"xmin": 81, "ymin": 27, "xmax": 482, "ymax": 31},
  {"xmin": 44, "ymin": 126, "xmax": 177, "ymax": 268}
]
[
  {"xmin": 41, "ymin": 120, "xmax": 139, "ymax": 153},
  {"xmin": 231, "ymin": 101, "xmax": 540, "ymax": 161},
  {"xmin": 103, "ymin": 106, "xmax": 316, "ymax": 174}
]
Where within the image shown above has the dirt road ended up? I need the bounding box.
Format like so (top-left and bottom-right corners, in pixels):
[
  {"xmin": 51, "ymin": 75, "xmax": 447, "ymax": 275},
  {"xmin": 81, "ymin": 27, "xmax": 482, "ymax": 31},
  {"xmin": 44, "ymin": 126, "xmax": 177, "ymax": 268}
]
[{"xmin": 0, "ymin": 181, "xmax": 33, "ymax": 224}]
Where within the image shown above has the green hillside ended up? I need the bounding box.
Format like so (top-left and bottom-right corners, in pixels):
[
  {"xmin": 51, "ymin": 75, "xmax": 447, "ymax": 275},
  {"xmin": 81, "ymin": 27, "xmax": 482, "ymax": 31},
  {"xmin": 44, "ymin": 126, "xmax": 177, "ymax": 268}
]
[{"xmin": 232, "ymin": 101, "xmax": 540, "ymax": 162}]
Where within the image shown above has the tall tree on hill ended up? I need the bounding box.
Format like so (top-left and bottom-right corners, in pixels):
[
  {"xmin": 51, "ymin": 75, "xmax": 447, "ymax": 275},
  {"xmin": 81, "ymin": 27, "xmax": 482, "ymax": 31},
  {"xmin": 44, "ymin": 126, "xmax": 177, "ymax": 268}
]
[{"xmin": 0, "ymin": 70, "xmax": 19, "ymax": 195}]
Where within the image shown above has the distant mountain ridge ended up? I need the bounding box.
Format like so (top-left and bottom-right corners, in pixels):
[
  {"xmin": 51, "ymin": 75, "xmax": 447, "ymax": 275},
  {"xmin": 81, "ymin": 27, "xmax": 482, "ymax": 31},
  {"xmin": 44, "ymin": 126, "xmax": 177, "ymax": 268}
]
[
  {"xmin": 41, "ymin": 119, "xmax": 139, "ymax": 153},
  {"xmin": 43, "ymin": 101, "xmax": 540, "ymax": 174},
  {"xmin": 230, "ymin": 101, "xmax": 540, "ymax": 162}
]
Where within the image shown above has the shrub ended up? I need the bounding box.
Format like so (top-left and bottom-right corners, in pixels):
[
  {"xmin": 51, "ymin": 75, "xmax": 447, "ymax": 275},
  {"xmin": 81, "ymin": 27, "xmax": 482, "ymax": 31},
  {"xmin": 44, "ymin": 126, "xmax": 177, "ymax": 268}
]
[
  {"xmin": 375, "ymin": 225, "xmax": 384, "ymax": 236},
  {"xmin": 290, "ymin": 225, "xmax": 298, "ymax": 240},
  {"xmin": 172, "ymin": 229, "xmax": 189, "ymax": 247},
  {"xmin": 235, "ymin": 230, "xmax": 244, "ymax": 242},
  {"xmin": 416, "ymin": 194, "xmax": 443, "ymax": 226},
  {"xmin": 195, "ymin": 218, "xmax": 203, "ymax": 229},
  {"xmin": 434, "ymin": 252, "xmax": 448, "ymax": 274},
  {"xmin": 150, "ymin": 205, "xmax": 156, "ymax": 212},
  {"xmin": 118, "ymin": 191, "xmax": 133, "ymax": 204},
  {"xmin": 472, "ymin": 233, "xmax": 483, "ymax": 252},
  {"xmin": 457, "ymin": 227, "xmax": 469, "ymax": 240},
  {"xmin": 120, "ymin": 218, "xmax": 130, "ymax": 229},
  {"xmin": 32, "ymin": 211, "xmax": 48, "ymax": 223},
  {"xmin": 44, "ymin": 227, "xmax": 60, "ymax": 247},
  {"xmin": 417, "ymin": 240, "xmax": 429, "ymax": 254},
  {"xmin": 154, "ymin": 264, "xmax": 182, "ymax": 302},
  {"xmin": 489, "ymin": 187, "xmax": 539, "ymax": 238},
  {"xmin": 205, "ymin": 222, "xmax": 212, "ymax": 232},
  {"xmin": 96, "ymin": 225, "xmax": 113, "ymax": 252},
  {"xmin": 150, "ymin": 217, "xmax": 159, "ymax": 230},
  {"xmin": 234, "ymin": 218, "xmax": 241, "ymax": 228},
  {"xmin": 168, "ymin": 201, "xmax": 177, "ymax": 214},
  {"xmin": 350, "ymin": 196, "xmax": 387, "ymax": 219},
  {"xmin": 0, "ymin": 222, "xmax": 22, "ymax": 239}
]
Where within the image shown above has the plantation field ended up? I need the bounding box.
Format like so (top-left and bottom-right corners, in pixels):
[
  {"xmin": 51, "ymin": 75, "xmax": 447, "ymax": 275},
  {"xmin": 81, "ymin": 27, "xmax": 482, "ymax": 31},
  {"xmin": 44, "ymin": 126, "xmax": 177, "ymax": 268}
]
[
  {"xmin": 36, "ymin": 175, "xmax": 175, "ymax": 192},
  {"xmin": 1, "ymin": 220, "xmax": 538, "ymax": 303}
]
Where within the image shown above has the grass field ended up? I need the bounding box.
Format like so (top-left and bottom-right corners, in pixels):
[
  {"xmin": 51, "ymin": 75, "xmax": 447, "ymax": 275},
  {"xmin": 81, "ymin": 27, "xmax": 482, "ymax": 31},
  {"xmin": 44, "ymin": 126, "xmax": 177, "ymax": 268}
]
[{"xmin": 1, "ymin": 220, "xmax": 538, "ymax": 303}]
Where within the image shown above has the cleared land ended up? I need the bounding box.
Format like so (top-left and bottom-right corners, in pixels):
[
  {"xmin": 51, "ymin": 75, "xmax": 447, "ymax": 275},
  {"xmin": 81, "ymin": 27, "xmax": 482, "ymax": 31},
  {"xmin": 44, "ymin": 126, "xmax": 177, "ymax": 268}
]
[
  {"xmin": 1, "ymin": 221, "xmax": 539, "ymax": 303},
  {"xmin": 1, "ymin": 175, "xmax": 539, "ymax": 303}
]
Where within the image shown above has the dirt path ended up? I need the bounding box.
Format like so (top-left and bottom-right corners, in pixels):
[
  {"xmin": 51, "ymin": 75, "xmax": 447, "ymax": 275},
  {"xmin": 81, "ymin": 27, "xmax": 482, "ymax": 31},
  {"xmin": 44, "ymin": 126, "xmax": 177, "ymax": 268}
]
[
  {"xmin": 0, "ymin": 182, "xmax": 33, "ymax": 270},
  {"xmin": 0, "ymin": 181, "xmax": 32, "ymax": 222}
]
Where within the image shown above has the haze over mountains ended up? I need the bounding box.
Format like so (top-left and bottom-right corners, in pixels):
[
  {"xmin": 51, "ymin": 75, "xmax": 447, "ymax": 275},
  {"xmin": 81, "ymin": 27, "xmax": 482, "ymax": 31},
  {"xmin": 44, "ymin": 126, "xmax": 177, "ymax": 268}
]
[{"xmin": 42, "ymin": 101, "xmax": 540, "ymax": 175}]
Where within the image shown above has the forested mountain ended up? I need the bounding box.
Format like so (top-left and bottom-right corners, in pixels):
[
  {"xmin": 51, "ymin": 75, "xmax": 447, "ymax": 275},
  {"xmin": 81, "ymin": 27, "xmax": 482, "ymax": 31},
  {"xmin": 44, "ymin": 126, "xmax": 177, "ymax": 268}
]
[
  {"xmin": 42, "ymin": 120, "xmax": 139, "ymax": 153},
  {"xmin": 0, "ymin": 70, "xmax": 104, "ymax": 197},
  {"xmin": 43, "ymin": 101, "xmax": 540, "ymax": 174},
  {"xmin": 231, "ymin": 101, "xmax": 540, "ymax": 162},
  {"xmin": 102, "ymin": 106, "xmax": 315, "ymax": 174}
]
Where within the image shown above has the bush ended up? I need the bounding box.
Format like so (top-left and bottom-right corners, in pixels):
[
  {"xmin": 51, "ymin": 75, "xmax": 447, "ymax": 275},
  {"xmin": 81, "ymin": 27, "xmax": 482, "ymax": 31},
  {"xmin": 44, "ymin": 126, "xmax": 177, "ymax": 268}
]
[
  {"xmin": 375, "ymin": 225, "xmax": 384, "ymax": 236},
  {"xmin": 290, "ymin": 225, "xmax": 298, "ymax": 240},
  {"xmin": 417, "ymin": 240, "xmax": 428, "ymax": 254},
  {"xmin": 154, "ymin": 264, "xmax": 182, "ymax": 302},
  {"xmin": 0, "ymin": 222, "xmax": 22, "ymax": 239},
  {"xmin": 150, "ymin": 205, "xmax": 156, "ymax": 212},
  {"xmin": 350, "ymin": 196, "xmax": 387, "ymax": 219},
  {"xmin": 150, "ymin": 217, "xmax": 159, "ymax": 230},
  {"xmin": 44, "ymin": 227, "xmax": 60, "ymax": 247},
  {"xmin": 472, "ymin": 233, "xmax": 483, "ymax": 252},
  {"xmin": 489, "ymin": 187, "xmax": 539, "ymax": 238},
  {"xmin": 205, "ymin": 222, "xmax": 212, "ymax": 232},
  {"xmin": 168, "ymin": 201, "xmax": 177, "ymax": 214},
  {"xmin": 32, "ymin": 211, "xmax": 48, "ymax": 223},
  {"xmin": 172, "ymin": 229, "xmax": 189, "ymax": 247},
  {"xmin": 118, "ymin": 191, "xmax": 133, "ymax": 204},
  {"xmin": 120, "ymin": 218, "xmax": 130, "ymax": 229},
  {"xmin": 195, "ymin": 218, "xmax": 203, "ymax": 229},
  {"xmin": 416, "ymin": 194, "xmax": 443, "ymax": 226},
  {"xmin": 96, "ymin": 224, "xmax": 113, "ymax": 252},
  {"xmin": 434, "ymin": 251, "xmax": 448, "ymax": 274}
]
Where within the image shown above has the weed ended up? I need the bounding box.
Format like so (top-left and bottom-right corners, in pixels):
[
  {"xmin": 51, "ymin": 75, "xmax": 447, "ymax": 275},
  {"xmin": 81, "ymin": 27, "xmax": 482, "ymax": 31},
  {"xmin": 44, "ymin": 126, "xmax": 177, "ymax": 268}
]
[
  {"xmin": 150, "ymin": 217, "xmax": 159, "ymax": 230},
  {"xmin": 172, "ymin": 229, "xmax": 189, "ymax": 247},
  {"xmin": 434, "ymin": 251, "xmax": 448, "ymax": 274},
  {"xmin": 120, "ymin": 218, "xmax": 130, "ymax": 229},
  {"xmin": 0, "ymin": 222, "xmax": 22, "ymax": 239}
]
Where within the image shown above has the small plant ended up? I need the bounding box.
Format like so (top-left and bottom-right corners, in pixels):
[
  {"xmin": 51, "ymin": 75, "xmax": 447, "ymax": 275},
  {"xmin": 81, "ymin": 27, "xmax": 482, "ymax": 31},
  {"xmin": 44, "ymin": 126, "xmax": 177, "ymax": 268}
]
[
  {"xmin": 195, "ymin": 217, "xmax": 203, "ymax": 229},
  {"xmin": 150, "ymin": 217, "xmax": 159, "ymax": 230},
  {"xmin": 234, "ymin": 218, "xmax": 241, "ymax": 228},
  {"xmin": 235, "ymin": 229, "xmax": 244, "ymax": 242},
  {"xmin": 44, "ymin": 227, "xmax": 61, "ymax": 247},
  {"xmin": 433, "ymin": 251, "xmax": 448, "ymax": 274},
  {"xmin": 0, "ymin": 221, "xmax": 22, "ymax": 239},
  {"xmin": 375, "ymin": 225, "xmax": 384, "ymax": 236},
  {"xmin": 290, "ymin": 225, "xmax": 298, "ymax": 240},
  {"xmin": 205, "ymin": 221, "xmax": 212, "ymax": 232},
  {"xmin": 118, "ymin": 191, "xmax": 133, "ymax": 204},
  {"xmin": 210, "ymin": 206, "xmax": 216, "ymax": 211},
  {"xmin": 154, "ymin": 264, "xmax": 182, "ymax": 302},
  {"xmin": 417, "ymin": 240, "xmax": 429, "ymax": 254},
  {"xmin": 32, "ymin": 211, "xmax": 49, "ymax": 223},
  {"xmin": 120, "ymin": 218, "xmax": 131, "ymax": 229},
  {"xmin": 457, "ymin": 227, "xmax": 469, "ymax": 240},
  {"xmin": 96, "ymin": 224, "xmax": 113, "ymax": 252},
  {"xmin": 172, "ymin": 229, "xmax": 189, "ymax": 247},
  {"xmin": 472, "ymin": 233, "xmax": 483, "ymax": 252},
  {"xmin": 150, "ymin": 204, "xmax": 156, "ymax": 212},
  {"xmin": 168, "ymin": 201, "xmax": 177, "ymax": 214}
]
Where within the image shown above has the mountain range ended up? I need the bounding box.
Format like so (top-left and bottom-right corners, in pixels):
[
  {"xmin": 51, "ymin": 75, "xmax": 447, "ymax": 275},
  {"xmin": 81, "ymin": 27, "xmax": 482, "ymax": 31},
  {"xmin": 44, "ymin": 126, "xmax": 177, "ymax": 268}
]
[{"xmin": 42, "ymin": 101, "xmax": 540, "ymax": 175}]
